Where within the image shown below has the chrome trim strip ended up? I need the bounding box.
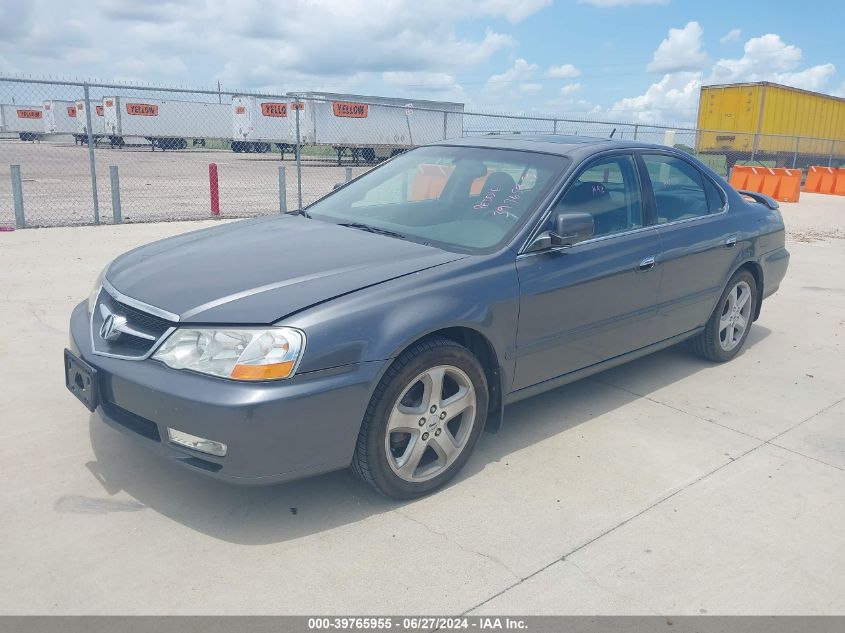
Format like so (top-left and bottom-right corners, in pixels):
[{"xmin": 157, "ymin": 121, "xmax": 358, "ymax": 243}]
[
  {"xmin": 90, "ymin": 326, "xmax": 176, "ymax": 361},
  {"xmin": 102, "ymin": 277, "xmax": 181, "ymax": 322},
  {"xmin": 517, "ymin": 225, "xmax": 656, "ymax": 259},
  {"xmin": 518, "ymin": 147, "xmax": 731, "ymax": 256},
  {"xmin": 89, "ymin": 283, "xmax": 178, "ymax": 361}
]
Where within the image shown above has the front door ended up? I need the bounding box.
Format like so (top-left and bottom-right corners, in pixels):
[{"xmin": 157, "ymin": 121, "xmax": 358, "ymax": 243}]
[{"xmin": 513, "ymin": 153, "xmax": 663, "ymax": 391}]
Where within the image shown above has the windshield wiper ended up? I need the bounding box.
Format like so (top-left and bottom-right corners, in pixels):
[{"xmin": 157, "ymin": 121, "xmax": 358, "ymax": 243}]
[{"xmin": 336, "ymin": 222, "xmax": 408, "ymax": 240}]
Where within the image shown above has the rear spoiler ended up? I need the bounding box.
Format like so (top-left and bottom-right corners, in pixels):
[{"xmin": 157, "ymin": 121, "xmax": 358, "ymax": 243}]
[{"xmin": 737, "ymin": 190, "xmax": 779, "ymax": 210}]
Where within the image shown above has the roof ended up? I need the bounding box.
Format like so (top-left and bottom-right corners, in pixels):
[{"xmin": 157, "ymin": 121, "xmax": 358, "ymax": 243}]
[
  {"xmin": 436, "ymin": 134, "xmax": 664, "ymax": 157},
  {"xmin": 700, "ymin": 81, "xmax": 845, "ymax": 104}
]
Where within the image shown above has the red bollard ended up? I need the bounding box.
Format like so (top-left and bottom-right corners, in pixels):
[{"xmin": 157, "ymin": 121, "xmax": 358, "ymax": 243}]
[{"xmin": 209, "ymin": 162, "xmax": 220, "ymax": 216}]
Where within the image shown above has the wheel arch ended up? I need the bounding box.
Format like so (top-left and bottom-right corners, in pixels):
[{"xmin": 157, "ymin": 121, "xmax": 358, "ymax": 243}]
[
  {"xmin": 385, "ymin": 326, "xmax": 505, "ymax": 434},
  {"xmin": 734, "ymin": 260, "xmax": 764, "ymax": 321}
]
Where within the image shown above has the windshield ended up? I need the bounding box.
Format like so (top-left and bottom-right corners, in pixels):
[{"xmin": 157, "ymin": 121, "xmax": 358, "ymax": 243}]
[{"xmin": 306, "ymin": 145, "xmax": 570, "ymax": 253}]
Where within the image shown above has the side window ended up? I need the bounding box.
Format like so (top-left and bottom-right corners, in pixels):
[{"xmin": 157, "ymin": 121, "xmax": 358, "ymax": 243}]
[
  {"xmin": 550, "ymin": 154, "xmax": 643, "ymax": 238},
  {"xmin": 642, "ymin": 154, "xmax": 710, "ymax": 223},
  {"xmin": 703, "ymin": 176, "xmax": 726, "ymax": 213}
]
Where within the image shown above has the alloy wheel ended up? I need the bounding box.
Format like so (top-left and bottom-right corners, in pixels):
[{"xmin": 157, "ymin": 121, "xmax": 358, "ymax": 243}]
[
  {"xmin": 384, "ymin": 365, "xmax": 477, "ymax": 483},
  {"xmin": 719, "ymin": 280, "xmax": 753, "ymax": 351}
]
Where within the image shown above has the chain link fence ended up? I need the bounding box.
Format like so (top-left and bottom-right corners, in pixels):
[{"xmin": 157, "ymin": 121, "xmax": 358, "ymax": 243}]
[{"xmin": 2, "ymin": 76, "xmax": 844, "ymax": 228}]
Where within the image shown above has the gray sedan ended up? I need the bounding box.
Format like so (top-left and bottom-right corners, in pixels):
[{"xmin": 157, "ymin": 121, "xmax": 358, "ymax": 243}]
[{"xmin": 65, "ymin": 135, "xmax": 789, "ymax": 498}]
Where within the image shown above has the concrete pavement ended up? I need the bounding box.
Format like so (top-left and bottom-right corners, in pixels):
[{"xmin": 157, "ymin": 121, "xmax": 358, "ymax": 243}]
[{"xmin": 1, "ymin": 194, "xmax": 843, "ymax": 614}]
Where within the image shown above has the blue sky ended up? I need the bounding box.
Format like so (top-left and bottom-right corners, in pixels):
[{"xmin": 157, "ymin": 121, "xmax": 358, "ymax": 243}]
[{"xmin": 1, "ymin": 0, "xmax": 842, "ymax": 125}]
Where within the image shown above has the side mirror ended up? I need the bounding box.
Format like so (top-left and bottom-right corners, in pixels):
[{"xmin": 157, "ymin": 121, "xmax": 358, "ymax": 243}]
[
  {"xmin": 526, "ymin": 212, "xmax": 594, "ymax": 252},
  {"xmin": 332, "ymin": 182, "xmax": 344, "ymax": 191},
  {"xmin": 552, "ymin": 212, "xmax": 594, "ymax": 246}
]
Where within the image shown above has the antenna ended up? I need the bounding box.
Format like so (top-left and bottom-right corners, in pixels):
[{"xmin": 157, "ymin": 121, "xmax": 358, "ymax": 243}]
[{"xmin": 609, "ymin": 128, "xmax": 616, "ymax": 138}]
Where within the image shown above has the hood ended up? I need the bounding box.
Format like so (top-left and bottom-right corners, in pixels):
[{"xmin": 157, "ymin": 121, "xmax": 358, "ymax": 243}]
[{"xmin": 106, "ymin": 215, "xmax": 466, "ymax": 323}]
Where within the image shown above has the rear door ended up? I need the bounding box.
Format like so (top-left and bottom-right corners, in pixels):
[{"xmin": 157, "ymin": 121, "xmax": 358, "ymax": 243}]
[
  {"xmin": 639, "ymin": 152, "xmax": 736, "ymax": 336},
  {"xmin": 513, "ymin": 152, "xmax": 663, "ymax": 390}
]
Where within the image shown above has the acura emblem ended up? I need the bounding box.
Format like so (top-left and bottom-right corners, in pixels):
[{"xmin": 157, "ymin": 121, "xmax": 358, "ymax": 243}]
[{"xmin": 99, "ymin": 307, "xmax": 127, "ymax": 341}]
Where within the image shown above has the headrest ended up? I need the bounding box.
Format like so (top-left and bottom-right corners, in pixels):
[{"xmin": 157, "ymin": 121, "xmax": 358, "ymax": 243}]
[{"xmin": 482, "ymin": 171, "xmax": 517, "ymax": 195}]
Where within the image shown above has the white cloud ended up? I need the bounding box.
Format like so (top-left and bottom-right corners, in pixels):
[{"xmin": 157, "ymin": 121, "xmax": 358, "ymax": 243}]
[
  {"xmin": 546, "ymin": 64, "xmax": 581, "ymax": 78},
  {"xmin": 544, "ymin": 83, "xmax": 594, "ymax": 115},
  {"xmin": 720, "ymin": 28, "xmax": 742, "ymax": 44},
  {"xmin": 0, "ymin": 0, "xmax": 535, "ymax": 96},
  {"xmin": 519, "ymin": 82, "xmax": 544, "ymax": 94},
  {"xmin": 648, "ymin": 21, "xmax": 709, "ymax": 73},
  {"xmin": 604, "ymin": 71, "xmax": 702, "ymax": 124},
  {"xmin": 0, "ymin": 55, "xmax": 18, "ymax": 73},
  {"xmin": 579, "ymin": 0, "xmax": 668, "ymax": 7},
  {"xmin": 486, "ymin": 58, "xmax": 538, "ymax": 90},
  {"xmin": 709, "ymin": 33, "xmax": 836, "ymax": 91},
  {"xmin": 474, "ymin": 0, "xmax": 553, "ymax": 23},
  {"xmin": 382, "ymin": 71, "xmax": 467, "ymax": 101}
]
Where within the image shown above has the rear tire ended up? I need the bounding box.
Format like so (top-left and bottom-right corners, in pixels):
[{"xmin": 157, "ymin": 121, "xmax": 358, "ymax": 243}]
[
  {"xmin": 691, "ymin": 269, "xmax": 757, "ymax": 362},
  {"xmin": 352, "ymin": 337, "xmax": 488, "ymax": 499}
]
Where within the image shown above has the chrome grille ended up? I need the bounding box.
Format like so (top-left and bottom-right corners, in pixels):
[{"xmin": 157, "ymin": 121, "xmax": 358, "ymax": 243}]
[{"xmin": 91, "ymin": 287, "xmax": 176, "ymax": 359}]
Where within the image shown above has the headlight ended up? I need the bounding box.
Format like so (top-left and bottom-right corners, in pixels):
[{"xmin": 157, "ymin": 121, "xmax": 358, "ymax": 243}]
[
  {"xmin": 88, "ymin": 265, "xmax": 108, "ymax": 314},
  {"xmin": 152, "ymin": 327, "xmax": 305, "ymax": 381}
]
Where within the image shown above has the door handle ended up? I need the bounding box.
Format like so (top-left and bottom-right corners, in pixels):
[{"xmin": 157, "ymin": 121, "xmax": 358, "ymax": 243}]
[
  {"xmin": 638, "ymin": 255, "xmax": 656, "ymax": 271},
  {"xmin": 724, "ymin": 235, "xmax": 737, "ymax": 248}
]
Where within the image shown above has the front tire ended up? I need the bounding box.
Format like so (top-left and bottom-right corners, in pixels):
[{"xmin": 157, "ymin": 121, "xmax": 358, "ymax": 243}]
[
  {"xmin": 692, "ymin": 269, "xmax": 757, "ymax": 362},
  {"xmin": 352, "ymin": 337, "xmax": 489, "ymax": 499}
]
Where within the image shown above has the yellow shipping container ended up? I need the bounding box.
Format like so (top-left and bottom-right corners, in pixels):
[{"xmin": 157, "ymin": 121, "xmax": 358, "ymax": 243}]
[{"xmin": 696, "ymin": 82, "xmax": 845, "ymax": 160}]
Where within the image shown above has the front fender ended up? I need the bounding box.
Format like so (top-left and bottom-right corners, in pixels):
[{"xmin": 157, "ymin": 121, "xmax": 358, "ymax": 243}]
[{"xmin": 284, "ymin": 253, "xmax": 521, "ymax": 392}]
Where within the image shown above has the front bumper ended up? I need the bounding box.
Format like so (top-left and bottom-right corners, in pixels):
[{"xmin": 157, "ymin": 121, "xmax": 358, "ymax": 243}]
[{"xmin": 68, "ymin": 301, "xmax": 382, "ymax": 484}]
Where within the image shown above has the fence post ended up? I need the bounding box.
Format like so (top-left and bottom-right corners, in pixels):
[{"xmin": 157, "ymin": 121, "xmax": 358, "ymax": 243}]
[
  {"xmin": 10, "ymin": 165, "xmax": 25, "ymax": 229},
  {"xmin": 828, "ymin": 140, "xmax": 835, "ymax": 167},
  {"xmin": 750, "ymin": 133, "xmax": 759, "ymax": 162},
  {"xmin": 109, "ymin": 165, "xmax": 122, "ymax": 224},
  {"xmin": 295, "ymin": 99, "xmax": 302, "ymax": 211},
  {"xmin": 792, "ymin": 137, "xmax": 799, "ymax": 169},
  {"xmin": 443, "ymin": 111, "xmax": 448, "ymax": 140},
  {"xmin": 633, "ymin": 124, "xmax": 639, "ymax": 140},
  {"xmin": 345, "ymin": 166, "xmax": 352, "ymax": 183},
  {"xmin": 83, "ymin": 84, "xmax": 100, "ymax": 225},
  {"xmin": 208, "ymin": 163, "xmax": 220, "ymax": 216},
  {"xmin": 278, "ymin": 165, "xmax": 287, "ymax": 213},
  {"xmin": 553, "ymin": 119, "xmax": 558, "ymax": 135}
]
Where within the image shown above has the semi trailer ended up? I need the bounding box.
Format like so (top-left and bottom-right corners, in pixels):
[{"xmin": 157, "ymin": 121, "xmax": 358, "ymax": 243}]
[
  {"xmin": 696, "ymin": 82, "xmax": 845, "ymax": 168},
  {"xmin": 42, "ymin": 100, "xmax": 79, "ymax": 139},
  {"xmin": 102, "ymin": 96, "xmax": 231, "ymax": 150},
  {"xmin": 74, "ymin": 99, "xmax": 107, "ymax": 143},
  {"xmin": 283, "ymin": 92, "xmax": 464, "ymax": 163},
  {"xmin": 1, "ymin": 104, "xmax": 44, "ymax": 140},
  {"xmin": 231, "ymin": 95, "xmax": 294, "ymax": 154}
]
